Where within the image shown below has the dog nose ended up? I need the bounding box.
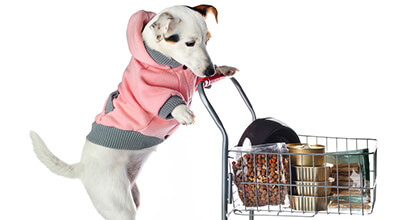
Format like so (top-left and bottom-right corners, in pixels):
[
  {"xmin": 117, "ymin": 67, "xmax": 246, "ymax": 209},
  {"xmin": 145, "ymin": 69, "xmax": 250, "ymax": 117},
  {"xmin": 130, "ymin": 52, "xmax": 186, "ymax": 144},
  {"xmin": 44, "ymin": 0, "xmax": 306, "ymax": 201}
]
[{"xmin": 204, "ymin": 65, "xmax": 215, "ymax": 77}]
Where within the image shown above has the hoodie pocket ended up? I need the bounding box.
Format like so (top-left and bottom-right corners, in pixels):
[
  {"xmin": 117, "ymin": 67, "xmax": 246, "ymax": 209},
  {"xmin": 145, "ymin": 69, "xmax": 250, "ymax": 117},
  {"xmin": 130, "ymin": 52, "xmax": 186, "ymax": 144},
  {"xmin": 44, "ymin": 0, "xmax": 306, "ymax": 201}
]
[{"xmin": 104, "ymin": 90, "xmax": 119, "ymax": 114}]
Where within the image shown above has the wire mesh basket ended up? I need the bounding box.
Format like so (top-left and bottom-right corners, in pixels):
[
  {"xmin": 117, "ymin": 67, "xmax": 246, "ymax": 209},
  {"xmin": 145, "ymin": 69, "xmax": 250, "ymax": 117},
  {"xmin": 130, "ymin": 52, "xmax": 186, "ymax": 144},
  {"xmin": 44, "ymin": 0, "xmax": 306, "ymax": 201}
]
[
  {"xmin": 198, "ymin": 77, "xmax": 377, "ymax": 219},
  {"xmin": 228, "ymin": 135, "xmax": 377, "ymax": 217}
]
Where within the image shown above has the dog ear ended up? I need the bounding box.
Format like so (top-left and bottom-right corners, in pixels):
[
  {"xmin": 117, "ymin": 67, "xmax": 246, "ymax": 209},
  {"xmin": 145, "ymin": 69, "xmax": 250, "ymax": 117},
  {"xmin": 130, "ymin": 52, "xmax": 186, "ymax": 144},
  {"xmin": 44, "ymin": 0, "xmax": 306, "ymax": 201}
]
[
  {"xmin": 189, "ymin": 4, "xmax": 218, "ymax": 23},
  {"xmin": 150, "ymin": 12, "xmax": 181, "ymax": 42}
]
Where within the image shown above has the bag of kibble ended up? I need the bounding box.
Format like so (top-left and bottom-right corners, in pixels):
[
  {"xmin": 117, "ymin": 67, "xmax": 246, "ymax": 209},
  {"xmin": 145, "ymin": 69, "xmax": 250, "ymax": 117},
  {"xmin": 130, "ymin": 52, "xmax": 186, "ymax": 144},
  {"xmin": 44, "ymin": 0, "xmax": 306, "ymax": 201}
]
[{"xmin": 231, "ymin": 143, "xmax": 290, "ymax": 207}]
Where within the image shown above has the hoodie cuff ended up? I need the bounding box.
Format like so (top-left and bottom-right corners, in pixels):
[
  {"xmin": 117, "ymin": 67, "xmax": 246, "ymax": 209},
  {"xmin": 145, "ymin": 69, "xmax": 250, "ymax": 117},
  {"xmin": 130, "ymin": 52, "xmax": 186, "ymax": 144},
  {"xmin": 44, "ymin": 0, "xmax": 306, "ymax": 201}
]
[{"xmin": 159, "ymin": 96, "xmax": 187, "ymax": 120}]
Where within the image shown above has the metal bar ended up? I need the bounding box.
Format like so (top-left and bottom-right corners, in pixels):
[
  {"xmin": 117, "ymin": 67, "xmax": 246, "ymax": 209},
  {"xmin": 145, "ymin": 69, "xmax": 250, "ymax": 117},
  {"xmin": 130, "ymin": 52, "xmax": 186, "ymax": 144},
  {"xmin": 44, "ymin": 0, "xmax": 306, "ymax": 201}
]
[
  {"xmin": 336, "ymin": 154, "xmax": 340, "ymax": 214},
  {"xmin": 253, "ymin": 153, "xmax": 259, "ymax": 210},
  {"xmin": 373, "ymin": 147, "xmax": 378, "ymax": 205},
  {"xmin": 198, "ymin": 81, "xmax": 229, "ymax": 220},
  {"xmin": 249, "ymin": 210, "xmax": 254, "ymax": 220},
  {"xmin": 232, "ymin": 180, "xmax": 372, "ymax": 190},
  {"xmin": 324, "ymin": 150, "xmax": 329, "ymax": 214},
  {"xmin": 266, "ymin": 153, "xmax": 270, "ymax": 212},
  {"xmin": 241, "ymin": 151, "xmax": 247, "ymax": 209},
  {"xmin": 277, "ymin": 152, "xmax": 282, "ymax": 212},
  {"xmin": 348, "ymin": 156, "xmax": 352, "ymax": 215},
  {"xmin": 336, "ymin": 137, "xmax": 339, "ymax": 152},
  {"xmin": 229, "ymin": 77, "xmax": 257, "ymax": 121},
  {"xmin": 346, "ymin": 138, "xmax": 348, "ymax": 151},
  {"xmin": 198, "ymin": 77, "xmax": 257, "ymax": 220},
  {"xmin": 301, "ymin": 152, "xmax": 305, "ymax": 213},
  {"xmin": 360, "ymin": 157, "xmax": 364, "ymax": 215},
  {"xmin": 313, "ymin": 152, "xmax": 317, "ymax": 214},
  {"xmin": 228, "ymin": 173, "xmax": 233, "ymax": 204},
  {"xmin": 289, "ymin": 149, "xmax": 294, "ymax": 213},
  {"xmin": 326, "ymin": 137, "xmax": 329, "ymax": 152},
  {"xmin": 299, "ymin": 134, "xmax": 377, "ymax": 142}
]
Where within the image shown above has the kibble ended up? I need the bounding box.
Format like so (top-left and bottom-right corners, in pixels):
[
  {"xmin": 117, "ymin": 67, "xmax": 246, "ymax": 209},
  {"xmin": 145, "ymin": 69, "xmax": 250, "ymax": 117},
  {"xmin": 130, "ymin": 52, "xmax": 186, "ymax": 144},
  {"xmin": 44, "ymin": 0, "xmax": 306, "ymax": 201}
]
[{"xmin": 232, "ymin": 153, "xmax": 290, "ymax": 207}]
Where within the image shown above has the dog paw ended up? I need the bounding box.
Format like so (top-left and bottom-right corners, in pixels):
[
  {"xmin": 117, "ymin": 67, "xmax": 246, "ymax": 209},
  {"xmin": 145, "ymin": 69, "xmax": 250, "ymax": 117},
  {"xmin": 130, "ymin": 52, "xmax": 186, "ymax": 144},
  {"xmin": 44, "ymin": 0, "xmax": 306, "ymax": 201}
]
[
  {"xmin": 216, "ymin": 65, "xmax": 239, "ymax": 76},
  {"xmin": 171, "ymin": 104, "xmax": 195, "ymax": 125}
]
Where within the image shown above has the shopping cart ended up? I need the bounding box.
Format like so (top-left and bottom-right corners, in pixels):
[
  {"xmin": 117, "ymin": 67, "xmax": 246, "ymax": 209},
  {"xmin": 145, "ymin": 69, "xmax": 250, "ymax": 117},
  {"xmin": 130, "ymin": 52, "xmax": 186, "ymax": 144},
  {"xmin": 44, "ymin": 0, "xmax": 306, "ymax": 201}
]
[{"xmin": 198, "ymin": 77, "xmax": 377, "ymax": 219}]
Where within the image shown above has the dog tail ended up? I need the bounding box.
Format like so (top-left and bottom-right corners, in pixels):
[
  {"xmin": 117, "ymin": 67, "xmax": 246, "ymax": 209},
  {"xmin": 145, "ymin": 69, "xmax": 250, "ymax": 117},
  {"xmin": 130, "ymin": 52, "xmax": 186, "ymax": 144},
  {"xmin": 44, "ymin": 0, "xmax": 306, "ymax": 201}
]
[{"xmin": 30, "ymin": 131, "xmax": 79, "ymax": 179}]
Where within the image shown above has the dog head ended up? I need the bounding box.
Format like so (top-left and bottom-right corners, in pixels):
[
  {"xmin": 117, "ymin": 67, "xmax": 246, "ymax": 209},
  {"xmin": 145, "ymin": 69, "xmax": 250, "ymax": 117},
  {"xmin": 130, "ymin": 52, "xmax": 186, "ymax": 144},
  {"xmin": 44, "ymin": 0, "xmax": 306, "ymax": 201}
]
[{"xmin": 142, "ymin": 5, "xmax": 218, "ymax": 77}]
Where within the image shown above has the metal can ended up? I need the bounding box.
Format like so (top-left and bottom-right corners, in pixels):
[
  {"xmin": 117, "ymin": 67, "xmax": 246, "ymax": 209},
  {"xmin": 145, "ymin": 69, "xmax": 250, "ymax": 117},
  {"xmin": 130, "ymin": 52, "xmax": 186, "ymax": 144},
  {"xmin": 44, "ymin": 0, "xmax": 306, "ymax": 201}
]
[
  {"xmin": 292, "ymin": 165, "xmax": 333, "ymax": 181},
  {"xmin": 289, "ymin": 195, "xmax": 331, "ymax": 211},
  {"xmin": 294, "ymin": 178, "xmax": 334, "ymax": 196},
  {"xmin": 287, "ymin": 143, "xmax": 326, "ymax": 166}
]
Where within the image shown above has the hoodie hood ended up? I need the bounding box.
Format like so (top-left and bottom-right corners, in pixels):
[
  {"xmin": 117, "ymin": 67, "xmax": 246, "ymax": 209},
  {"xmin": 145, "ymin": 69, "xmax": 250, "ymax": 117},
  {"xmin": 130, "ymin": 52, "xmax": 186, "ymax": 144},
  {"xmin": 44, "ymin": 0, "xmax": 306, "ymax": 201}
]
[{"xmin": 127, "ymin": 10, "xmax": 174, "ymax": 69}]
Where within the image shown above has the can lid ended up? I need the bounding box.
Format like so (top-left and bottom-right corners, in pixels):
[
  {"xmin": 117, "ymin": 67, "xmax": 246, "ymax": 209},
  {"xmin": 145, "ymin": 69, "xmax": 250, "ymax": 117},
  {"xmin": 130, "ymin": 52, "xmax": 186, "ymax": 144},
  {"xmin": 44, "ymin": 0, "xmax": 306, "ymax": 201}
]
[{"xmin": 287, "ymin": 143, "xmax": 325, "ymax": 153}]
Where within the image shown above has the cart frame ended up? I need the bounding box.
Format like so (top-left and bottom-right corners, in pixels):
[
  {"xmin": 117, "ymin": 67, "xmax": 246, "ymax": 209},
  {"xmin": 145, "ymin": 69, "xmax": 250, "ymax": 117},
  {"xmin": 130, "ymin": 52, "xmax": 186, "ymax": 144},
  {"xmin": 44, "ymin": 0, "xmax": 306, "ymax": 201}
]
[{"xmin": 197, "ymin": 77, "xmax": 377, "ymax": 220}]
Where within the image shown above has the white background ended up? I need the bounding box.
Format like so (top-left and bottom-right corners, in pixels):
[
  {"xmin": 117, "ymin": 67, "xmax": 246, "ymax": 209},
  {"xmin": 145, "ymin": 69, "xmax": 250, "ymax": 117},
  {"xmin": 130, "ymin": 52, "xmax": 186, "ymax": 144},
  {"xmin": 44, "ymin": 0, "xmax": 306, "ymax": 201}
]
[{"xmin": 1, "ymin": 0, "xmax": 409, "ymax": 219}]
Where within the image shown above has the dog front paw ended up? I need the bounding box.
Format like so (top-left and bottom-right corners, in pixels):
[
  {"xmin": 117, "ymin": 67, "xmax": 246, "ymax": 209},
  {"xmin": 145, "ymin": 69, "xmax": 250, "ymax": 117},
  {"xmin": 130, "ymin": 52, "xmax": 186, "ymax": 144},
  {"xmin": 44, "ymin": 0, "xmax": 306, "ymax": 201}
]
[
  {"xmin": 216, "ymin": 65, "xmax": 239, "ymax": 76},
  {"xmin": 171, "ymin": 104, "xmax": 195, "ymax": 125}
]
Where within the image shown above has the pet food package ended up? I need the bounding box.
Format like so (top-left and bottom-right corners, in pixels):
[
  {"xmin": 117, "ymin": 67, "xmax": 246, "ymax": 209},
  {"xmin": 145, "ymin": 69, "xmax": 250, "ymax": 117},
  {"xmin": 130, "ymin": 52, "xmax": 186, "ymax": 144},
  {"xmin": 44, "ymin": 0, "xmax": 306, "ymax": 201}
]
[
  {"xmin": 231, "ymin": 143, "xmax": 290, "ymax": 207},
  {"xmin": 327, "ymin": 149, "xmax": 372, "ymax": 211}
]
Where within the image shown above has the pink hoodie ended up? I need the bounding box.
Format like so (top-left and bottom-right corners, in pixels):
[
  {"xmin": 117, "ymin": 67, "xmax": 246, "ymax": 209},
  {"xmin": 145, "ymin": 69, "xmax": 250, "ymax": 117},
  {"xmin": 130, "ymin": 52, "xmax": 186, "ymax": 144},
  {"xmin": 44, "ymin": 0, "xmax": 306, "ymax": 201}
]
[{"xmin": 86, "ymin": 10, "xmax": 223, "ymax": 150}]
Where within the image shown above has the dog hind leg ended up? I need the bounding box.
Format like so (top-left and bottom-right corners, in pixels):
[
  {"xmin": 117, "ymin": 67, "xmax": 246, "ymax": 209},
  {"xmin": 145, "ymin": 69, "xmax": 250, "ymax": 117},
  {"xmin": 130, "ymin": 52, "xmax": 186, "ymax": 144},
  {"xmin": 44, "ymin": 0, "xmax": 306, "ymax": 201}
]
[
  {"xmin": 127, "ymin": 147, "xmax": 156, "ymax": 209},
  {"xmin": 79, "ymin": 142, "xmax": 137, "ymax": 220},
  {"xmin": 131, "ymin": 183, "xmax": 140, "ymax": 208},
  {"xmin": 82, "ymin": 166, "xmax": 137, "ymax": 220}
]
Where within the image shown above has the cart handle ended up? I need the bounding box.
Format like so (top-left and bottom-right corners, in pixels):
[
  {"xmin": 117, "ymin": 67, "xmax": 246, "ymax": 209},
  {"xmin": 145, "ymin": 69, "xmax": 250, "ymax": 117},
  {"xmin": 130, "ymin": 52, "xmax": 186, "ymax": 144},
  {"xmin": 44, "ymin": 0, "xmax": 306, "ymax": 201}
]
[
  {"xmin": 229, "ymin": 77, "xmax": 257, "ymax": 121},
  {"xmin": 197, "ymin": 77, "xmax": 256, "ymax": 151},
  {"xmin": 198, "ymin": 77, "xmax": 256, "ymax": 125},
  {"xmin": 197, "ymin": 76, "xmax": 255, "ymax": 220}
]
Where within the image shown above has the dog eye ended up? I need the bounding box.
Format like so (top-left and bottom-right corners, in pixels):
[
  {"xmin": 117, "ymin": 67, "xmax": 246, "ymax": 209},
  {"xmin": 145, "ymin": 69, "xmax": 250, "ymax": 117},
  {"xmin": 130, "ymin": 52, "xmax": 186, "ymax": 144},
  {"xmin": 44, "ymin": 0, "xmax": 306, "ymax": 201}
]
[
  {"xmin": 165, "ymin": 34, "xmax": 179, "ymax": 43},
  {"xmin": 185, "ymin": 41, "xmax": 195, "ymax": 47}
]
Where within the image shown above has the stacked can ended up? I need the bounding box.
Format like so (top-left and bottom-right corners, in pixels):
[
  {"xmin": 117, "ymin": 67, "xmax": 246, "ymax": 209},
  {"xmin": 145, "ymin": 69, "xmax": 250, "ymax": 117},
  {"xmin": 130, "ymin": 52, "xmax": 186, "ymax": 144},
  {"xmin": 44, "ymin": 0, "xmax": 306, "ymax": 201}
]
[{"xmin": 287, "ymin": 144, "xmax": 333, "ymax": 212}]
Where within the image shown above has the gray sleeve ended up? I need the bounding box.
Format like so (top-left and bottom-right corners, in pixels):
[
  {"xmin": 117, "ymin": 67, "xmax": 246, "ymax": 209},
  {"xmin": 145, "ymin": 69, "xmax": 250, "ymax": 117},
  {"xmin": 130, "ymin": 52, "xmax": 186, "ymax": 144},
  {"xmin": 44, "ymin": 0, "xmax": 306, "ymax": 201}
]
[{"xmin": 158, "ymin": 96, "xmax": 187, "ymax": 120}]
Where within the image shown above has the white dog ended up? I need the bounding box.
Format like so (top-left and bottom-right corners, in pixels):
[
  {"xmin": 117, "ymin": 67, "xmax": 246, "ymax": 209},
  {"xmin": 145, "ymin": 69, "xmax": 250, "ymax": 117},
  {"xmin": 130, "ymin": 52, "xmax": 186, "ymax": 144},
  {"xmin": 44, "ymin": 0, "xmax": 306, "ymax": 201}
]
[{"xmin": 30, "ymin": 5, "xmax": 237, "ymax": 220}]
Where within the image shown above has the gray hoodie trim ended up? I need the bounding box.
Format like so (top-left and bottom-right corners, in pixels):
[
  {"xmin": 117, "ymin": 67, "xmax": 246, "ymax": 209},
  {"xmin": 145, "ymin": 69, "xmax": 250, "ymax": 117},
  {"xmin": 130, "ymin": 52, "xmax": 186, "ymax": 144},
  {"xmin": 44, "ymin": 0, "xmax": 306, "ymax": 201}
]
[
  {"xmin": 86, "ymin": 123, "xmax": 163, "ymax": 150},
  {"xmin": 144, "ymin": 44, "xmax": 186, "ymax": 119},
  {"xmin": 144, "ymin": 43, "xmax": 182, "ymax": 68},
  {"xmin": 104, "ymin": 90, "xmax": 119, "ymax": 114},
  {"xmin": 158, "ymin": 96, "xmax": 187, "ymax": 119}
]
